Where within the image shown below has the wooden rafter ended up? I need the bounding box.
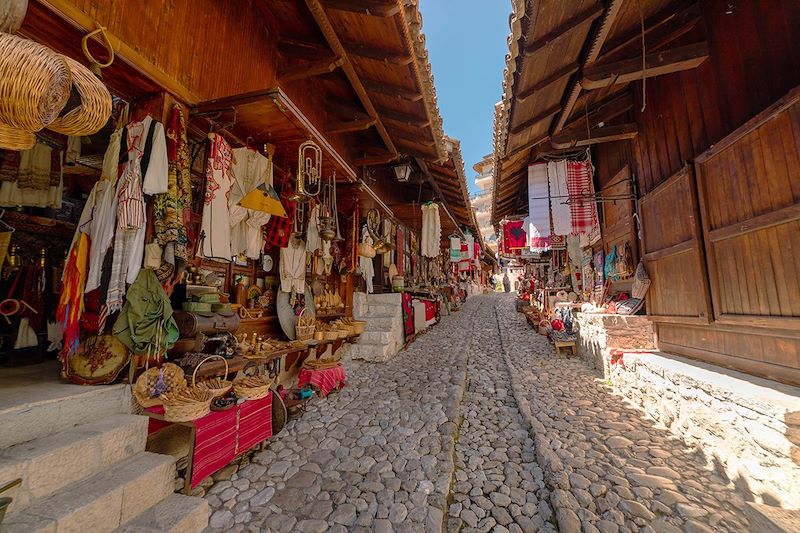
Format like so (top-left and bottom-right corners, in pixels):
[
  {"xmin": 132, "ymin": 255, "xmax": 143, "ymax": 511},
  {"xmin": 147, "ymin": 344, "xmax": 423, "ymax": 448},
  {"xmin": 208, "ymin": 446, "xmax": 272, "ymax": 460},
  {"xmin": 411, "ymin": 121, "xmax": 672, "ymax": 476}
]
[
  {"xmin": 353, "ymin": 152, "xmax": 398, "ymax": 166},
  {"xmin": 321, "ymin": 0, "xmax": 401, "ymax": 17},
  {"xmin": 552, "ymin": 0, "xmax": 624, "ymax": 134},
  {"xmin": 341, "ymin": 40, "xmax": 412, "ymax": 65},
  {"xmin": 305, "ymin": 0, "xmax": 397, "ymax": 156},
  {"xmin": 363, "ymin": 78, "xmax": 423, "ymax": 102},
  {"xmin": 278, "ymin": 56, "xmax": 343, "ymax": 84},
  {"xmin": 509, "ymin": 104, "xmax": 561, "ymax": 135},
  {"xmin": 561, "ymin": 93, "xmax": 633, "ymax": 133},
  {"xmin": 327, "ymin": 100, "xmax": 369, "ymax": 119},
  {"xmin": 278, "ymin": 38, "xmax": 330, "ymax": 60},
  {"xmin": 524, "ymin": 4, "xmax": 604, "ymax": 54},
  {"xmin": 326, "ymin": 116, "xmax": 376, "ymax": 134},
  {"xmin": 518, "ymin": 62, "xmax": 579, "ymax": 102},
  {"xmin": 550, "ymin": 123, "xmax": 637, "ymax": 149},
  {"xmin": 377, "ymin": 107, "xmax": 430, "ymax": 128},
  {"xmin": 396, "ymin": 140, "xmax": 435, "ymax": 159},
  {"xmin": 415, "ymin": 158, "xmax": 466, "ymax": 237},
  {"xmin": 581, "ymin": 42, "xmax": 709, "ymax": 90}
]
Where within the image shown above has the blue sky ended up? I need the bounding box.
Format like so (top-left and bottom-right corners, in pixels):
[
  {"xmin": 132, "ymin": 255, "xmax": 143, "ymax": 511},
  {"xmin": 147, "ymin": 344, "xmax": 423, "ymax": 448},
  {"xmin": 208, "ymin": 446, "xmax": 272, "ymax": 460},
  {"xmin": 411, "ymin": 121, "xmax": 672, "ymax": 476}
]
[{"xmin": 418, "ymin": 0, "xmax": 510, "ymax": 196}]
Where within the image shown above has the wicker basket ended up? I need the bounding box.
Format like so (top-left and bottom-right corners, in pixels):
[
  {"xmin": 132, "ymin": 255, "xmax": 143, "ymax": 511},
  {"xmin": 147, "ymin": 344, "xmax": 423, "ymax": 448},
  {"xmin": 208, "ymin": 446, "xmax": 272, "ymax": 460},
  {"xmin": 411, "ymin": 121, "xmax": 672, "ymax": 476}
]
[
  {"xmin": 0, "ymin": 32, "xmax": 72, "ymax": 131},
  {"xmin": 631, "ymin": 262, "xmax": 651, "ymax": 299},
  {"xmin": 192, "ymin": 355, "xmax": 232, "ymax": 398},
  {"xmin": 295, "ymin": 308, "xmax": 315, "ymax": 342},
  {"xmin": 0, "ymin": 121, "xmax": 34, "ymax": 150},
  {"xmin": 133, "ymin": 363, "xmax": 187, "ymax": 408},
  {"xmin": 47, "ymin": 56, "xmax": 112, "ymax": 136},
  {"xmin": 351, "ymin": 321, "xmax": 366, "ymax": 334},
  {"xmin": 161, "ymin": 386, "xmax": 214, "ymax": 422},
  {"xmin": 233, "ymin": 374, "xmax": 272, "ymax": 401}
]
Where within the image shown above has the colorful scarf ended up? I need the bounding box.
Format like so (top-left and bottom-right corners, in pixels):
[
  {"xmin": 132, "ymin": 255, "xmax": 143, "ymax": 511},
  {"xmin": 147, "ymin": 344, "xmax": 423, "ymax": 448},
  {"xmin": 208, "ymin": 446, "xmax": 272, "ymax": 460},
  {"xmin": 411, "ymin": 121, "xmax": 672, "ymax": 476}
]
[
  {"xmin": 566, "ymin": 160, "xmax": 598, "ymax": 235},
  {"xmin": 57, "ymin": 233, "xmax": 89, "ymax": 370}
]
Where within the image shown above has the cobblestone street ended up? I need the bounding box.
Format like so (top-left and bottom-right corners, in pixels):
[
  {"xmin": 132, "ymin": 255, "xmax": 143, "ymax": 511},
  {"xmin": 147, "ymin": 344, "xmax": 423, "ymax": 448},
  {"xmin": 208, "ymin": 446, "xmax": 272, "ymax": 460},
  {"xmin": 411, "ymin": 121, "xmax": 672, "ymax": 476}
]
[{"xmin": 205, "ymin": 294, "xmax": 752, "ymax": 532}]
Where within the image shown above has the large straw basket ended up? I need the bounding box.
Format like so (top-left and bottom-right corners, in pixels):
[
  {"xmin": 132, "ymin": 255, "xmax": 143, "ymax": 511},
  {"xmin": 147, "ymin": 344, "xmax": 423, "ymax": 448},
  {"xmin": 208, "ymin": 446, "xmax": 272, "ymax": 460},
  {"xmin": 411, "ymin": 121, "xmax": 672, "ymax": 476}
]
[
  {"xmin": 0, "ymin": 32, "xmax": 71, "ymax": 131},
  {"xmin": 0, "ymin": 121, "xmax": 34, "ymax": 150},
  {"xmin": 631, "ymin": 262, "xmax": 651, "ymax": 299},
  {"xmin": 133, "ymin": 363, "xmax": 187, "ymax": 408},
  {"xmin": 192, "ymin": 355, "xmax": 232, "ymax": 398},
  {"xmin": 233, "ymin": 374, "xmax": 272, "ymax": 401},
  {"xmin": 161, "ymin": 386, "xmax": 214, "ymax": 422},
  {"xmin": 47, "ymin": 56, "xmax": 112, "ymax": 136},
  {"xmin": 351, "ymin": 321, "xmax": 366, "ymax": 335}
]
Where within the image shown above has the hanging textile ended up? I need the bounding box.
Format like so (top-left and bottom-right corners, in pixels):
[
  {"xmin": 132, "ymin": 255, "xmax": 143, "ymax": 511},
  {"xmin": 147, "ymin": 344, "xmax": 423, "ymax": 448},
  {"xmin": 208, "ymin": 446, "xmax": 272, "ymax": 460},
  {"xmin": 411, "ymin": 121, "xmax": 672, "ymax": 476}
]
[
  {"xmin": 527, "ymin": 163, "xmax": 551, "ymax": 251},
  {"xmin": 263, "ymin": 180, "xmax": 296, "ymax": 249},
  {"xmin": 401, "ymin": 292, "xmax": 414, "ymax": 340},
  {"xmin": 112, "ymin": 268, "xmax": 179, "ymax": 356},
  {"xmin": 306, "ymin": 204, "xmax": 322, "ymax": 255},
  {"xmin": 449, "ymin": 236, "xmax": 461, "ymax": 262},
  {"xmin": 56, "ymin": 233, "xmax": 89, "ymax": 368},
  {"xmin": 463, "ymin": 233, "xmax": 474, "ymax": 259},
  {"xmin": 200, "ymin": 133, "xmax": 235, "ymax": 260},
  {"xmin": 566, "ymin": 160, "xmax": 598, "ymax": 235},
  {"xmin": 547, "ymin": 160, "xmax": 572, "ymax": 236},
  {"xmin": 504, "ymin": 220, "xmax": 527, "ymax": 249},
  {"xmin": 359, "ymin": 227, "xmax": 374, "ymax": 294},
  {"xmin": 229, "ymin": 147, "xmax": 271, "ymax": 259},
  {"xmin": 279, "ymin": 238, "xmax": 307, "ymax": 294},
  {"xmin": 421, "ymin": 202, "xmax": 441, "ymax": 258},
  {"xmin": 396, "ymin": 226, "xmax": 405, "ymax": 274},
  {"xmin": 0, "ymin": 143, "xmax": 63, "ymax": 209}
]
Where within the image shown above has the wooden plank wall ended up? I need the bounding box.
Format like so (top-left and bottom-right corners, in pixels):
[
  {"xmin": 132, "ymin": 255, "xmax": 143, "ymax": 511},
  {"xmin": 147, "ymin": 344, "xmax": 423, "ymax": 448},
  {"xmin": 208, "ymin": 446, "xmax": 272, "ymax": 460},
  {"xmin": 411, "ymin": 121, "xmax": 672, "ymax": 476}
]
[{"xmin": 591, "ymin": 0, "xmax": 800, "ymax": 385}]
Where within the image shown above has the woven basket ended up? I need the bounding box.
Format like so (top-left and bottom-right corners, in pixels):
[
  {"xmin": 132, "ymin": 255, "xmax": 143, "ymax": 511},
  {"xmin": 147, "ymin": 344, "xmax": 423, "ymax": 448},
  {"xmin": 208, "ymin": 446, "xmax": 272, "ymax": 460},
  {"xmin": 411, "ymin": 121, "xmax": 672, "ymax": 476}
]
[
  {"xmin": 0, "ymin": 121, "xmax": 34, "ymax": 150},
  {"xmin": 631, "ymin": 262, "xmax": 651, "ymax": 299},
  {"xmin": 0, "ymin": 32, "xmax": 72, "ymax": 131},
  {"xmin": 192, "ymin": 354, "xmax": 232, "ymax": 398},
  {"xmin": 161, "ymin": 386, "xmax": 214, "ymax": 422},
  {"xmin": 133, "ymin": 363, "xmax": 187, "ymax": 408},
  {"xmin": 47, "ymin": 56, "xmax": 112, "ymax": 136},
  {"xmin": 233, "ymin": 374, "xmax": 271, "ymax": 400},
  {"xmin": 351, "ymin": 321, "xmax": 366, "ymax": 334},
  {"xmin": 296, "ymin": 308, "xmax": 315, "ymax": 342}
]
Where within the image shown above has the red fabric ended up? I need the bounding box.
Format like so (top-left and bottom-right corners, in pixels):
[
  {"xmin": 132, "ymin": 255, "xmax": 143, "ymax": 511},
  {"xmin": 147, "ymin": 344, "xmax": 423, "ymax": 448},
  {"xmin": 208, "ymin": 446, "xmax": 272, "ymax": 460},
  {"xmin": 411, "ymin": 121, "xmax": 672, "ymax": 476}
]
[
  {"xmin": 237, "ymin": 394, "xmax": 273, "ymax": 454},
  {"xmin": 298, "ymin": 364, "xmax": 346, "ymax": 397},
  {"xmin": 504, "ymin": 220, "xmax": 527, "ymax": 249},
  {"xmin": 402, "ymin": 292, "xmax": 414, "ymax": 339},
  {"xmin": 566, "ymin": 161, "xmax": 598, "ymax": 235},
  {"xmin": 424, "ymin": 301, "xmax": 436, "ymax": 324},
  {"xmin": 263, "ymin": 183, "xmax": 296, "ymax": 248}
]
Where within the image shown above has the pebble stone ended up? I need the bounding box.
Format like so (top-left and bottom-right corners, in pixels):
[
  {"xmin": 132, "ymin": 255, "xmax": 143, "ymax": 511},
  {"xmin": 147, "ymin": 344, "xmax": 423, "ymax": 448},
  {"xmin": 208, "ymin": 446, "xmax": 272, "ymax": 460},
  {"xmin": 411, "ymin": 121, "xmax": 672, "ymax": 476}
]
[{"xmin": 203, "ymin": 294, "xmax": 751, "ymax": 533}]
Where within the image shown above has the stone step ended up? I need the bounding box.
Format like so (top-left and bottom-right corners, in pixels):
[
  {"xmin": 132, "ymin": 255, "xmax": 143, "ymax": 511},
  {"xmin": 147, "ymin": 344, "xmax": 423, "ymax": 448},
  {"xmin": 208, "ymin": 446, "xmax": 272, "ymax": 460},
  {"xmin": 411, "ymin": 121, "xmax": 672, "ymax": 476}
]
[
  {"xmin": 117, "ymin": 494, "xmax": 209, "ymax": 533},
  {"xmin": 362, "ymin": 317, "xmax": 397, "ymax": 331},
  {"xmin": 0, "ymin": 414, "xmax": 148, "ymax": 515},
  {"xmin": 366, "ymin": 293, "xmax": 402, "ymax": 305},
  {"xmin": 0, "ymin": 383, "xmax": 131, "ymax": 449},
  {"xmin": 364, "ymin": 304, "xmax": 401, "ymax": 318},
  {"xmin": 1, "ymin": 452, "xmax": 175, "ymax": 533},
  {"xmin": 360, "ymin": 331, "xmax": 391, "ymax": 345}
]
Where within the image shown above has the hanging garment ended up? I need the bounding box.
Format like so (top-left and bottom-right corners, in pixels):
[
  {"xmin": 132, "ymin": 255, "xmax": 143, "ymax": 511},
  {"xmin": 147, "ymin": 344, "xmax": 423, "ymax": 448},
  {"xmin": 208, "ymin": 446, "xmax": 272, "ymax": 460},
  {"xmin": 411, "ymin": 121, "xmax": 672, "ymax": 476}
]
[
  {"xmin": 56, "ymin": 232, "xmax": 89, "ymax": 364},
  {"xmin": 449, "ymin": 236, "xmax": 461, "ymax": 262},
  {"xmin": 229, "ymin": 147, "xmax": 271, "ymax": 259},
  {"xmin": 279, "ymin": 238, "xmax": 307, "ymax": 294},
  {"xmin": 201, "ymin": 133, "xmax": 235, "ymax": 260},
  {"xmin": 263, "ymin": 182, "xmax": 296, "ymax": 249},
  {"xmin": 547, "ymin": 160, "xmax": 572, "ymax": 236},
  {"xmin": 527, "ymin": 163, "xmax": 551, "ymax": 251},
  {"xmin": 305, "ymin": 204, "xmax": 322, "ymax": 255},
  {"xmin": 421, "ymin": 202, "xmax": 441, "ymax": 258},
  {"xmin": 112, "ymin": 268, "xmax": 179, "ymax": 356},
  {"xmin": 0, "ymin": 149, "xmax": 20, "ymax": 182},
  {"xmin": 566, "ymin": 160, "xmax": 599, "ymax": 235},
  {"xmin": 0, "ymin": 143, "xmax": 63, "ymax": 208},
  {"xmin": 504, "ymin": 220, "xmax": 527, "ymax": 249},
  {"xmin": 153, "ymin": 105, "xmax": 191, "ymax": 281},
  {"xmin": 464, "ymin": 233, "xmax": 474, "ymax": 260},
  {"xmin": 66, "ymin": 135, "xmax": 81, "ymax": 165},
  {"xmin": 359, "ymin": 231, "xmax": 374, "ymax": 293}
]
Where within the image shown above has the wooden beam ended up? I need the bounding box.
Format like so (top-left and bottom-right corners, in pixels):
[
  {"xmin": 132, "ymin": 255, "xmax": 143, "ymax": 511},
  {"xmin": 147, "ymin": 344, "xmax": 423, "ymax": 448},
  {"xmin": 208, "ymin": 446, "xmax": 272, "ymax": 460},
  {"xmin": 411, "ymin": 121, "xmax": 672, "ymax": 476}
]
[
  {"xmin": 581, "ymin": 42, "xmax": 710, "ymax": 90},
  {"xmin": 363, "ymin": 78, "xmax": 423, "ymax": 102},
  {"xmin": 550, "ymin": 123, "xmax": 638, "ymax": 149},
  {"xmin": 327, "ymin": 100, "xmax": 369, "ymax": 120},
  {"xmin": 278, "ymin": 38, "xmax": 331, "ymax": 60},
  {"xmin": 321, "ymin": 0, "xmax": 401, "ymax": 17},
  {"xmin": 326, "ymin": 116, "xmax": 376, "ymax": 134},
  {"xmin": 377, "ymin": 107, "xmax": 430, "ymax": 128},
  {"xmin": 341, "ymin": 41, "xmax": 412, "ymax": 65},
  {"xmin": 389, "ymin": 132, "xmax": 436, "ymax": 148},
  {"xmin": 599, "ymin": 1, "xmax": 702, "ymax": 62},
  {"xmin": 561, "ymin": 93, "xmax": 633, "ymax": 132},
  {"xmin": 552, "ymin": 0, "xmax": 624, "ymax": 134},
  {"xmin": 353, "ymin": 153, "xmax": 398, "ymax": 166},
  {"xmin": 518, "ymin": 63, "xmax": 579, "ymax": 102},
  {"xmin": 524, "ymin": 4, "xmax": 604, "ymax": 53},
  {"xmin": 396, "ymin": 140, "xmax": 435, "ymax": 160},
  {"xmin": 305, "ymin": 0, "xmax": 397, "ymax": 156},
  {"xmin": 278, "ymin": 56, "xmax": 343, "ymax": 84},
  {"xmin": 509, "ymin": 104, "xmax": 561, "ymax": 135}
]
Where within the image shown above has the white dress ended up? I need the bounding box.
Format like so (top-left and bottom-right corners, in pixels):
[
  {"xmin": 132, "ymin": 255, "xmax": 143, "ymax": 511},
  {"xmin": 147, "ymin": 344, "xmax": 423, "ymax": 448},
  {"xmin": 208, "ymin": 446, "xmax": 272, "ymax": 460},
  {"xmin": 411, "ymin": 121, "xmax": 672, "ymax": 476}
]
[
  {"xmin": 421, "ymin": 202, "xmax": 441, "ymax": 258},
  {"xmin": 359, "ymin": 231, "xmax": 374, "ymax": 294},
  {"xmin": 229, "ymin": 148, "xmax": 271, "ymax": 259},
  {"xmin": 201, "ymin": 134, "xmax": 235, "ymax": 260}
]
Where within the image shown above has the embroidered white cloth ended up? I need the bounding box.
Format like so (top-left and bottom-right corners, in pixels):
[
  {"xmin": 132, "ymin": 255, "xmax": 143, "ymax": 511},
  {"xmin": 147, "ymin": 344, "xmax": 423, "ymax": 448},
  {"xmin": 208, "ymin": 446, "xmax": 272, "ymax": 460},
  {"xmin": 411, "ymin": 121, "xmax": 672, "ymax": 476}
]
[
  {"xmin": 527, "ymin": 163, "xmax": 551, "ymax": 251},
  {"xmin": 421, "ymin": 202, "xmax": 441, "ymax": 258},
  {"xmin": 280, "ymin": 238, "xmax": 307, "ymax": 294},
  {"xmin": 547, "ymin": 160, "xmax": 572, "ymax": 236},
  {"xmin": 229, "ymin": 147, "xmax": 271, "ymax": 259},
  {"xmin": 306, "ymin": 204, "xmax": 322, "ymax": 254},
  {"xmin": 201, "ymin": 134, "xmax": 234, "ymax": 260}
]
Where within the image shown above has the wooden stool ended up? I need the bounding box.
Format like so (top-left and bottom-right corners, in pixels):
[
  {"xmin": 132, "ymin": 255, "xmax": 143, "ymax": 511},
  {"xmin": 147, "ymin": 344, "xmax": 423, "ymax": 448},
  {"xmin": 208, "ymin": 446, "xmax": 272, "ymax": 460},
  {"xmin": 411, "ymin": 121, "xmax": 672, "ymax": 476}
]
[{"xmin": 554, "ymin": 340, "xmax": 577, "ymax": 357}]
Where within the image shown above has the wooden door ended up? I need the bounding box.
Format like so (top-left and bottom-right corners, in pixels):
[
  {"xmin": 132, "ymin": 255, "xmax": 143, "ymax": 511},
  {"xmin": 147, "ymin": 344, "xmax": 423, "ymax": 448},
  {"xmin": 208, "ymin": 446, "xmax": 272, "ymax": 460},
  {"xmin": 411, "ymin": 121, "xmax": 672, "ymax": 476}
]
[
  {"xmin": 694, "ymin": 88, "xmax": 800, "ymax": 332},
  {"xmin": 639, "ymin": 165, "xmax": 713, "ymax": 324}
]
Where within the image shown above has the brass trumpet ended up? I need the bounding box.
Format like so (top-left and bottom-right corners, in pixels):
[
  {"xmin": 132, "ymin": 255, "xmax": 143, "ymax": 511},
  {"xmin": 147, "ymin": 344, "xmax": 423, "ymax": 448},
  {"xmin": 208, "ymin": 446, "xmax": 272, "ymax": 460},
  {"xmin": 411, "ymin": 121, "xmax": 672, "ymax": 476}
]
[{"xmin": 289, "ymin": 140, "xmax": 322, "ymax": 202}]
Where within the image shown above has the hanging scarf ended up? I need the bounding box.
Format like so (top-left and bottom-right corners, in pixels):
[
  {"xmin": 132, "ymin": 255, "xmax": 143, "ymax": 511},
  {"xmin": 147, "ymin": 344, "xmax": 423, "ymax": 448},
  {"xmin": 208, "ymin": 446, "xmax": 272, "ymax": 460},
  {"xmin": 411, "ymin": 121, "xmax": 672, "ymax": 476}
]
[
  {"xmin": 153, "ymin": 105, "xmax": 191, "ymax": 282},
  {"xmin": 56, "ymin": 233, "xmax": 89, "ymax": 370}
]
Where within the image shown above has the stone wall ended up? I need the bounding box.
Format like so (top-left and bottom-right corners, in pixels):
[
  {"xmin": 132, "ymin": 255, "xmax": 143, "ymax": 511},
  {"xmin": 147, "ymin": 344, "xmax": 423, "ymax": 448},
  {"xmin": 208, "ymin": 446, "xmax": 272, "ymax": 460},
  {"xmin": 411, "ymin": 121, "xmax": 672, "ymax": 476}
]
[
  {"xmin": 575, "ymin": 313, "xmax": 655, "ymax": 377},
  {"xmin": 610, "ymin": 352, "xmax": 800, "ymax": 509}
]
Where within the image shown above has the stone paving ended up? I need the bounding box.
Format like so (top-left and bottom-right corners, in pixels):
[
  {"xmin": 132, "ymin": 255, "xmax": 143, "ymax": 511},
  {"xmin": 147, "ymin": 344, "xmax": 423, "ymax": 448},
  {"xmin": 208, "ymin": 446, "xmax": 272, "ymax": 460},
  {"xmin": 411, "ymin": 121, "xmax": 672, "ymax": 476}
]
[
  {"xmin": 493, "ymin": 295, "xmax": 750, "ymax": 533},
  {"xmin": 204, "ymin": 293, "xmax": 752, "ymax": 533}
]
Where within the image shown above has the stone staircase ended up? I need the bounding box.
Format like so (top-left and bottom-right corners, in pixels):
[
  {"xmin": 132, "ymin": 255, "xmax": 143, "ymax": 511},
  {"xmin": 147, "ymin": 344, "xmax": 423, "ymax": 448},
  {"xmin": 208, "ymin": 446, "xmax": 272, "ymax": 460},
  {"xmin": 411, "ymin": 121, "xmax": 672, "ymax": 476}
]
[
  {"xmin": 351, "ymin": 292, "xmax": 405, "ymax": 362},
  {"xmin": 0, "ymin": 385, "xmax": 207, "ymax": 533}
]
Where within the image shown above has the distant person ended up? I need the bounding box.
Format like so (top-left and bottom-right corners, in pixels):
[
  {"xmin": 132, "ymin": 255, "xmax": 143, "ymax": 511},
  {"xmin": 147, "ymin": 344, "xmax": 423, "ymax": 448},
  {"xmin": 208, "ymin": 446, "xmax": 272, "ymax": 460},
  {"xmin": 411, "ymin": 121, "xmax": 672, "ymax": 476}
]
[{"xmin": 503, "ymin": 272, "xmax": 511, "ymax": 293}]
